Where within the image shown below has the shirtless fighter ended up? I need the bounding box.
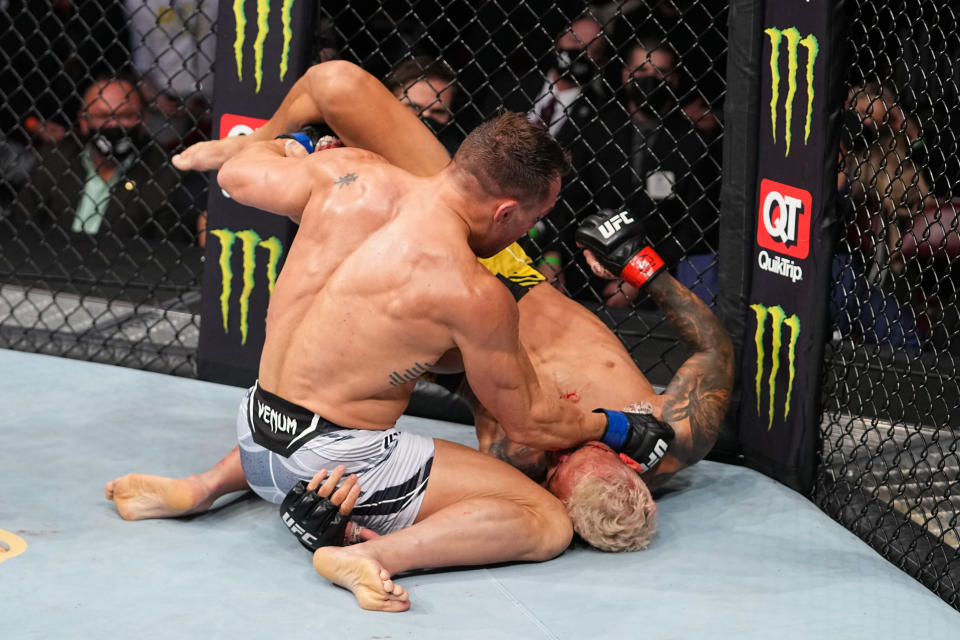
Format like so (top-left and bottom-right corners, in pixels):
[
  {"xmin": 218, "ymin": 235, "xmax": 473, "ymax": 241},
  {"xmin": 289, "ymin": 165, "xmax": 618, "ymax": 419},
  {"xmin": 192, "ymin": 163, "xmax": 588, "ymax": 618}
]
[
  {"xmin": 107, "ymin": 62, "xmax": 732, "ymax": 554},
  {"xmin": 109, "ymin": 102, "xmax": 687, "ymax": 610}
]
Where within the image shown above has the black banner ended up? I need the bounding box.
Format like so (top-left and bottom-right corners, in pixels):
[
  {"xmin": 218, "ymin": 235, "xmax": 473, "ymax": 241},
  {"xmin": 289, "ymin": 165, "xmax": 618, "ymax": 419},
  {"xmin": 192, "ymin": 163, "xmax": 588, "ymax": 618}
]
[
  {"xmin": 198, "ymin": 0, "xmax": 316, "ymax": 386},
  {"xmin": 738, "ymin": 0, "xmax": 842, "ymax": 492}
]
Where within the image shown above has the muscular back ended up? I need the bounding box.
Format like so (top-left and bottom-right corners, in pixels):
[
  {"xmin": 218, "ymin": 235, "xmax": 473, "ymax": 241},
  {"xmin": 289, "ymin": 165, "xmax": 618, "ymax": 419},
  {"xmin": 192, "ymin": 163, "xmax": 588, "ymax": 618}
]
[{"xmin": 242, "ymin": 148, "xmax": 479, "ymax": 429}]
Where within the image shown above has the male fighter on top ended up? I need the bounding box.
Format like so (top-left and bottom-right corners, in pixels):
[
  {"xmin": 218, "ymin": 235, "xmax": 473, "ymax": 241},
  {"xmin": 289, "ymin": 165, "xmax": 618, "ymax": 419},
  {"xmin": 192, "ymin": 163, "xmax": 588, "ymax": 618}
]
[
  {"xmin": 108, "ymin": 87, "xmax": 682, "ymax": 610},
  {"xmin": 107, "ymin": 62, "xmax": 732, "ymax": 556}
]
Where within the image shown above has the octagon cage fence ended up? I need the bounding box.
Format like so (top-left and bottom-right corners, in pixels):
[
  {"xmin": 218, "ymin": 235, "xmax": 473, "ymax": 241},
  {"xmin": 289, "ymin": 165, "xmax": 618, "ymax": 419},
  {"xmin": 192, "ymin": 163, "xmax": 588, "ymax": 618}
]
[{"xmin": 0, "ymin": 0, "xmax": 956, "ymax": 611}]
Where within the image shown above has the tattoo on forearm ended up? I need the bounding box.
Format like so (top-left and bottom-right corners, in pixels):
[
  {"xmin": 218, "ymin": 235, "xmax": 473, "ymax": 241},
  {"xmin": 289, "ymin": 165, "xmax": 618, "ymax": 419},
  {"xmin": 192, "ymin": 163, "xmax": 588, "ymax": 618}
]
[
  {"xmin": 334, "ymin": 172, "xmax": 358, "ymax": 189},
  {"xmin": 662, "ymin": 366, "xmax": 731, "ymax": 465},
  {"xmin": 388, "ymin": 361, "xmax": 432, "ymax": 387},
  {"xmin": 488, "ymin": 438, "xmax": 548, "ymax": 482},
  {"xmin": 647, "ymin": 275, "xmax": 729, "ymax": 354},
  {"xmin": 649, "ymin": 275, "xmax": 735, "ymax": 466}
]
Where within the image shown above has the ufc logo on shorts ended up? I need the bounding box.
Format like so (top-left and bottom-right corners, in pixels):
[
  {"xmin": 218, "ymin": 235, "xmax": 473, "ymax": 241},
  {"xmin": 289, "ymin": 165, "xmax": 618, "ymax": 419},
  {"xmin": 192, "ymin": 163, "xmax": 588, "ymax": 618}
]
[
  {"xmin": 281, "ymin": 512, "xmax": 318, "ymax": 547},
  {"xmin": 756, "ymin": 179, "xmax": 811, "ymax": 259},
  {"xmin": 598, "ymin": 210, "xmax": 635, "ymax": 239}
]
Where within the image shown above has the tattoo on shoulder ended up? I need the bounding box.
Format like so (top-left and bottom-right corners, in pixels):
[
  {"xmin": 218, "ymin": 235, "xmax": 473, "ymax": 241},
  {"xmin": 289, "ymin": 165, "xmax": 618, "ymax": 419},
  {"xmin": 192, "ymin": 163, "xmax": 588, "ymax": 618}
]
[
  {"xmin": 334, "ymin": 172, "xmax": 358, "ymax": 189},
  {"xmin": 388, "ymin": 361, "xmax": 432, "ymax": 387}
]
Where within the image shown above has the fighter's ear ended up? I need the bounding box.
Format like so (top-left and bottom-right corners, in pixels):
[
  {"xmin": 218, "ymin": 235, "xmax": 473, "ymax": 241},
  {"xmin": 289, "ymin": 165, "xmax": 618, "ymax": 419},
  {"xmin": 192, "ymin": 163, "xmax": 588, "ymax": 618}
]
[{"xmin": 493, "ymin": 200, "xmax": 518, "ymax": 225}]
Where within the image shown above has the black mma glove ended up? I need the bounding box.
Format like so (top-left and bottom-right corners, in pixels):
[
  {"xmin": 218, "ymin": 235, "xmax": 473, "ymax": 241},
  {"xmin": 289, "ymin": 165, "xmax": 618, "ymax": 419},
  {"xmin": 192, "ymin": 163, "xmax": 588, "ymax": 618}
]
[
  {"xmin": 576, "ymin": 210, "xmax": 666, "ymax": 289},
  {"xmin": 279, "ymin": 480, "xmax": 350, "ymax": 551},
  {"xmin": 276, "ymin": 124, "xmax": 343, "ymax": 154},
  {"xmin": 594, "ymin": 408, "xmax": 675, "ymax": 474}
]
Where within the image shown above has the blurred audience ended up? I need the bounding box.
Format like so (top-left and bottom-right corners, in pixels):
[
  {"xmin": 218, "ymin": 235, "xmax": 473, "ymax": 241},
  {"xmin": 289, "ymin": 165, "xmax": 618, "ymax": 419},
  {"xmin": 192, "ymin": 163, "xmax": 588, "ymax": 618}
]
[
  {"xmin": 124, "ymin": 0, "xmax": 216, "ymax": 149},
  {"xmin": 11, "ymin": 74, "xmax": 203, "ymax": 246},
  {"xmin": 834, "ymin": 79, "xmax": 936, "ymax": 351},
  {"xmin": 561, "ymin": 33, "xmax": 720, "ymax": 306},
  {"xmin": 384, "ymin": 56, "xmax": 464, "ymax": 155},
  {"xmin": 0, "ymin": 0, "xmax": 131, "ymax": 219},
  {"xmin": 477, "ymin": 13, "xmax": 612, "ymax": 287}
]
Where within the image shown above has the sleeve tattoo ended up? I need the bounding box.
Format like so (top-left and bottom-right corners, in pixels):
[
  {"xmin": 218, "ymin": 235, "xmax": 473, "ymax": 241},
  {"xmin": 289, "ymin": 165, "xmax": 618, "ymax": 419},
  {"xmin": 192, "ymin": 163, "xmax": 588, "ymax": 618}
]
[{"xmin": 648, "ymin": 275, "xmax": 734, "ymax": 466}]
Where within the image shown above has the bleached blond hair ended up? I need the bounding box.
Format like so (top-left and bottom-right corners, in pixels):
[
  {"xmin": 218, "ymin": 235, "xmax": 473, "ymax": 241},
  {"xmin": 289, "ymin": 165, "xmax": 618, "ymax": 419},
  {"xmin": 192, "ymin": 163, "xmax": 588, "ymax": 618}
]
[{"xmin": 564, "ymin": 469, "xmax": 657, "ymax": 552}]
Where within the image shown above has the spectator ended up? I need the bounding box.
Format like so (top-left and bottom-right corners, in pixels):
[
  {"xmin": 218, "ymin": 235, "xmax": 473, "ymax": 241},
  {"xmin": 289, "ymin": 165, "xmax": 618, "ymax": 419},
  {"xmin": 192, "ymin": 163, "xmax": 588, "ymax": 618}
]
[
  {"xmin": 0, "ymin": 0, "xmax": 131, "ymax": 217},
  {"xmin": 480, "ymin": 13, "xmax": 610, "ymax": 141},
  {"xmin": 0, "ymin": 0, "xmax": 131, "ymax": 148},
  {"xmin": 124, "ymin": 0, "xmax": 216, "ymax": 148},
  {"xmin": 562, "ymin": 33, "xmax": 720, "ymax": 305},
  {"xmin": 834, "ymin": 79, "xmax": 936, "ymax": 351},
  {"xmin": 477, "ymin": 14, "xmax": 611, "ymax": 287},
  {"xmin": 11, "ymin": 74, "xmax": 203, "ymax": 246},
  {"xmin": 383, "ymin": 56, "xmax": 463, "ymax": 155}
]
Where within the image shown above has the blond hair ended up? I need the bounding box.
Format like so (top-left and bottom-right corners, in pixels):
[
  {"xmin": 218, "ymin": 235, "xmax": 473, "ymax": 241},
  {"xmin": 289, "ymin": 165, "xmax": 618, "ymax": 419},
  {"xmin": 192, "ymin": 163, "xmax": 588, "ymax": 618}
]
[{"xmin": 564, "ymin": 470, "xmax": 657, "ymax": 552}]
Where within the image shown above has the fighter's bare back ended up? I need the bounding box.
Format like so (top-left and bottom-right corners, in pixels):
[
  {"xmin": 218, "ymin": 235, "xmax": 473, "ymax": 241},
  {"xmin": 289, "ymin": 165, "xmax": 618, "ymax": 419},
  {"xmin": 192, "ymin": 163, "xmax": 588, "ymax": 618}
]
[{"xmin": 220, "ymin": 146, "xmax": 505, "ymax": 432}]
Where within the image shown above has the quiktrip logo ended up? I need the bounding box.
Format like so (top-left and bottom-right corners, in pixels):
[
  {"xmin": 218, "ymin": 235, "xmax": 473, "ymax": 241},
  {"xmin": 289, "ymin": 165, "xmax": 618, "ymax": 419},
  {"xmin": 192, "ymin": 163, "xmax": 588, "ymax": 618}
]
[
  {"xmin": 750, "ymin": 304, "xmax": 800, "ymax": 430},
  {"xmin": 210, "ymin": 228, "xmax": 284, "ymax": 345},
  {"xmin": 764, "ymin": 26, "xmax": 819, "ymax": 157},
  {"xmin": 757, "ymin": 178, "xmax": 811, "ymax": 284},
  {"xmin": 232, "ymin": 0, "xmax": 298, "ymax": 93}
]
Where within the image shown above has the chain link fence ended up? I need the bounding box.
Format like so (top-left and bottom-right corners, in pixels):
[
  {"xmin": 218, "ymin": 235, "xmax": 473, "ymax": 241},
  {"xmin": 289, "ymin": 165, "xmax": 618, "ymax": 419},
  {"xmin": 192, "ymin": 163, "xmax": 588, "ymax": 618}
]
[
  {"xmin": 2, "ymin": 0, "xmax": 956, "ymax": 612},
  {"xmin": 0, "ymin": 1, "xmax": 213, "ymax": 375},
  {"xmin": 816, "ymin": 0, "xmax": 960, "ymax": 610}
]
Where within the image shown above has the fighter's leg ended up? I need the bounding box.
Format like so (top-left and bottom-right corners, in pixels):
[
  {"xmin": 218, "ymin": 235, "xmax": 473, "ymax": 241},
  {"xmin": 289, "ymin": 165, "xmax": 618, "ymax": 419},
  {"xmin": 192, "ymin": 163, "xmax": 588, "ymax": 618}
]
[
  {"xmin": 105, "ymin": 446, "xmax": 248, "ymax": 520},
  {"xmin": 312, "ymin": 439, "xmax": 572, "ymax": 611}
]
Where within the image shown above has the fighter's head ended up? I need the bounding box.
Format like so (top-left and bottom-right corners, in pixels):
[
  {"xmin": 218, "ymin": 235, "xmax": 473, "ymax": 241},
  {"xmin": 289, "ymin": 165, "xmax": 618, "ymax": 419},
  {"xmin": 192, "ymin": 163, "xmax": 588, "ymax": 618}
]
[
  {"xmin": 451, "ymin": 112, "xmax": 570, "ymax": 257},
  {"xmin": 546, "ymin": 441, "xmax": 657, "ymax": 552}
]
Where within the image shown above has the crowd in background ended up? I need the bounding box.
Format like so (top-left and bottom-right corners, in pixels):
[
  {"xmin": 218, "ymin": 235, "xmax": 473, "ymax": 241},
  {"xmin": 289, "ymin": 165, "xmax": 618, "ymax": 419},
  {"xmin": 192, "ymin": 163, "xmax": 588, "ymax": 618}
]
[{"xmin": 0, "ymin": 0, "xmax": 957, "ymax": 355}]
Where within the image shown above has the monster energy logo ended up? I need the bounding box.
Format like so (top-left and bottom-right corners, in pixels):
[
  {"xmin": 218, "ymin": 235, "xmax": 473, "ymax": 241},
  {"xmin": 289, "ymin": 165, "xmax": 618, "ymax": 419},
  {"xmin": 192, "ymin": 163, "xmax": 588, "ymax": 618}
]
[
  {"xmin": 764, "ymin": 27, "xmax": 819, "ymax": 157},
  {"xmin": 232, "ymin": 0, "xmax": 297, "ymax": 93},
  {"xmin": 210, "ymin": 228, "xmax": 284, "ymax": 345},
  {"xmin": 750, "ymin": 304, "xmax": 800, "ymax": 430}
]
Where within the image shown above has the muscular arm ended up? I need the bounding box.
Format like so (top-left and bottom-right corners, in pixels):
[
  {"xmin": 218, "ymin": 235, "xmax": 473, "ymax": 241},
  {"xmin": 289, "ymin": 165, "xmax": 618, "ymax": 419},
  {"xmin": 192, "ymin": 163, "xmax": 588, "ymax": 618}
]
[
  {"xmin": 453, "ymin": 276, "xmax": 607, "ymax": 451},
  {"xmin": 646, "ymin": 273, "xmax": 734, "ymax": 469},
  {"xmin": 175, "ymin": 61, "xmax": 451, "ymax": 177},
  {"xmin": 217, "ymin": 139, "xmax": 327, "ymax": 220}
]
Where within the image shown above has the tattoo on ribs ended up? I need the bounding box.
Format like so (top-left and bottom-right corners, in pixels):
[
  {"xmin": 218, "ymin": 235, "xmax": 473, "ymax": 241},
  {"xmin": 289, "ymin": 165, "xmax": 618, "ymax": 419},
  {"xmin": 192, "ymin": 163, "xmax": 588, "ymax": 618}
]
[
  {"xmin": 334, "ymin": 172, "xmax": 358, "ymax": 189},
  {"xmin": 388, "ymin": 361, "xmax": 432, "ymax": 387}
]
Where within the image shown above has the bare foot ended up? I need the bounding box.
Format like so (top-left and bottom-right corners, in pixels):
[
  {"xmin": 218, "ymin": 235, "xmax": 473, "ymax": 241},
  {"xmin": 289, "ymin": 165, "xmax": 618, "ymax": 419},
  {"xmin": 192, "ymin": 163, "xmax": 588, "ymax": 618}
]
[
  {"xmin": 105, "ymin": 474, "xmax": 213, "ymax": 521},
  {"xmin": 313, "ymin": 546, "xmax": 410, "ymax": 612}
]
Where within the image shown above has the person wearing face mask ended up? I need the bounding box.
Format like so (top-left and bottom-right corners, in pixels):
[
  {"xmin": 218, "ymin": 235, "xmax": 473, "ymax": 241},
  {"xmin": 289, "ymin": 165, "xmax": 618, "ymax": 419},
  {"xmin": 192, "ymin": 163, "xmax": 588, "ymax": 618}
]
[
  {"xmin": 481, "ymin": 14, "xmax": 609, "ymax": 143},
  {"xmin": 561, "ymin": 35, "xmax": 721, "ymax": 307},
  {"xmin": 384, "ymin": 56, "xmax": 464, "ymax": 156},
  {"xmin": 478, "ymin": 15, "xmax": 611, "ymax": 290},
  {"xmin": 11, "ymin": 74, "xmax": 202, "ymax": 246}
]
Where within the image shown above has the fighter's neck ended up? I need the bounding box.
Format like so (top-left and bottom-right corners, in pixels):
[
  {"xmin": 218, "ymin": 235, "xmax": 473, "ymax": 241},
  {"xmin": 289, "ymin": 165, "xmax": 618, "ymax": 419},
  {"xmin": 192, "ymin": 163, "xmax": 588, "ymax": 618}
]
[{"xmin": 420, "ymin": 170, "xmax": 490, "ymax": 243}]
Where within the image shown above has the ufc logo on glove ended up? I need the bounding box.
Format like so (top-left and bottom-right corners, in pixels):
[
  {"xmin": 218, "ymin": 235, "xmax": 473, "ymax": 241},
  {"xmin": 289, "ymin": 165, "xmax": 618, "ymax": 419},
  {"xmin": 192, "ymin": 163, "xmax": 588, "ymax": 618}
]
[{"xmin": 597, "ymin": 210, "xmax": 635, "ymax": 239}]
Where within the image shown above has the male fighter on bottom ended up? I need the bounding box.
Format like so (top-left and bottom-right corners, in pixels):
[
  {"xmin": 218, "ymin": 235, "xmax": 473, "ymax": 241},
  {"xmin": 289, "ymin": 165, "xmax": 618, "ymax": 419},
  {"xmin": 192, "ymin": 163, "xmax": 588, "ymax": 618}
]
[{"xmin": 107, "ymin": 62, "xmax": 733, "ymax": 555}]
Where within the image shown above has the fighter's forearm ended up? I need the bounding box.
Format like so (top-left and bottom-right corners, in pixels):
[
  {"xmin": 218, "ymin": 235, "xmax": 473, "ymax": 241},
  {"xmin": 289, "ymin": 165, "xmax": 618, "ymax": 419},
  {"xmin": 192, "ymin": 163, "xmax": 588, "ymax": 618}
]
[
  {"xmin": 645, "ymin": 273, "xmax": 729, "ymax": 355},
  {"xmin": 646, "ymin": 273, "xmax": 734, "ymax": 466},
  {"xmin": 249, "ymin": 61, "xmax": 450, "ymax": 178},
  {"xmin": 247, "ymin": 62, "xmax": 350, "ymax": 140},
  {"xmin": 504, "ymin": 401, "xmax": 607, "ymax": 451}
]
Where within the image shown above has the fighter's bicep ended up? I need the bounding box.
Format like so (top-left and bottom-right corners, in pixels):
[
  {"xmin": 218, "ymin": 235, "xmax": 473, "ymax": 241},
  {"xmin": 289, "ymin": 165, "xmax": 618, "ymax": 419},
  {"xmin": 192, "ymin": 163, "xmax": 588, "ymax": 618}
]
[
  {"xmin": 218, "ymin": 153, "xmax": 318, "ymax": 220},
  {"xmin": 451, "ymin": 288, "xmax": 534, "ymax": 429}
]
